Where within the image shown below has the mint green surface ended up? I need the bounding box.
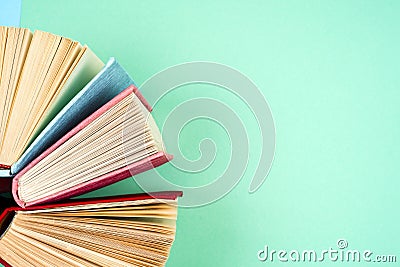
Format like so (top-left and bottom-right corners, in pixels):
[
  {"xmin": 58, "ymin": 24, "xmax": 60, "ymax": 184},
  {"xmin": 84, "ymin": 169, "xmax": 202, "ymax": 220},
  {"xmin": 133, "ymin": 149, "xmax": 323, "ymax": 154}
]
[{"xmin": 21, "ymin": 1, "xmax": 399, "ymax": 266}]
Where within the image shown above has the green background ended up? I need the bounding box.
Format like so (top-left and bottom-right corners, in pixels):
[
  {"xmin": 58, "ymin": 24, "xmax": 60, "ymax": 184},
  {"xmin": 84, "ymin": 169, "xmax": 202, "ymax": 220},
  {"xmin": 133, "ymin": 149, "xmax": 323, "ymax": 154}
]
[{"xmin": 18, "ymin": 0, "xmax": 400, "ymax": 266}]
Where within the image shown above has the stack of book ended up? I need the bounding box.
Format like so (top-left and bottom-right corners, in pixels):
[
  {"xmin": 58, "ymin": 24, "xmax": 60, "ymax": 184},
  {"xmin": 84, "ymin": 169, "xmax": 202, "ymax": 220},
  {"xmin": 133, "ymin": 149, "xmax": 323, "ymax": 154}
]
[{"xmin": 0, "ymin": 27, "xmax": 181, "ymax": 267}]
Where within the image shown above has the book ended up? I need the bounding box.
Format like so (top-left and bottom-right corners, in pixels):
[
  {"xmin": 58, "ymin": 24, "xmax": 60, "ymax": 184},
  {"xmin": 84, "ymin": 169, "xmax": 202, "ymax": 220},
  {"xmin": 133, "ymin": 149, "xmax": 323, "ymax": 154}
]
[
  {"xmin": 0, "ymin": 191, "xmax": 182, "ymax": 267},
  {"xmin": 11, "ymin": 57, "xmax": 139, "ymax": 175},
  {"xmin": 0, "ymin": 27, "xmax": 104, "ymax": 169},
  {"xmin": 12, "ymin": 84, "xmax": 171, "ymax": 207}
]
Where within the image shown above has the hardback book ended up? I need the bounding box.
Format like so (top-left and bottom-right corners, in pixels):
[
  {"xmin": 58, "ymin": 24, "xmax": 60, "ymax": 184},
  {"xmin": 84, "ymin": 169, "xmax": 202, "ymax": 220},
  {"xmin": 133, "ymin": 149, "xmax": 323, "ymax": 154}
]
[
  {"xmin": 0, "ymin": 191, "xmax": 182, "ymax": 267},
  {"xmin": 10, "ymin": 57, "xmax": 139, "ymax": 176},
  {"xmin": 12, "ymin": 84, "xmax": 171, "ymax": 208}
]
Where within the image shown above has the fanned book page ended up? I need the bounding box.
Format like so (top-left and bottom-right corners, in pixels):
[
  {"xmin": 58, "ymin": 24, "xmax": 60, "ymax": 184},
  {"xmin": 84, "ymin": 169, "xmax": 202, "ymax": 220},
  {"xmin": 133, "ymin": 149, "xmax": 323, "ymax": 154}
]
[
  {"xmin": 0, "ymin": 27, "xmax": 104, "ymax": 168},
  {"xmin": 0, "ymin": 192, "xmax": 182, "ymax": 267}
]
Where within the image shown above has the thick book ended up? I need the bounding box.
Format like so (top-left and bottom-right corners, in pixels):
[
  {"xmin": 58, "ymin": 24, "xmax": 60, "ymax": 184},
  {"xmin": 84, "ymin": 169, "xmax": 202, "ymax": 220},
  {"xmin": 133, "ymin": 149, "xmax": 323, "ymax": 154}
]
[
  {"xmin": 12, "ymin": 85, "xmax": 171, "ymax": 207},
  {"xmin": 0, "ymin": 191, "xmax": 182, "ymax": 267},
  {"xmin": 0, "ymin": 27, "xmax": 104, "ymax": 169},
  {"xmin": 11, "ymin": 57, "xmax": 138, "ymax": 175}
]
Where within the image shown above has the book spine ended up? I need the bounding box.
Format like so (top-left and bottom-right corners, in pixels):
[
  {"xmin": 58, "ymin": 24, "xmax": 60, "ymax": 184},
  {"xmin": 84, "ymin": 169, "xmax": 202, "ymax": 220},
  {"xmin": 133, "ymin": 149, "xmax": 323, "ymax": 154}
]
[{"xmin": 0, "ymin": 179, "xmax": 12, "ymax": 193}]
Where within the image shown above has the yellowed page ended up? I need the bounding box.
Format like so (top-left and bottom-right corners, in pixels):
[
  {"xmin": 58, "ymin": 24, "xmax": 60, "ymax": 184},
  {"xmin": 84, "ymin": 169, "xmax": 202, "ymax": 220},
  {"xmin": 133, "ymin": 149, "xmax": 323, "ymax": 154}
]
[
  {"xmin": 27, "ymin": 46, "xmax": 104, "ymax": 145},
  {"xmin": 0, "ymin": 198, "xmax": 178, "ymax": 267}
]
